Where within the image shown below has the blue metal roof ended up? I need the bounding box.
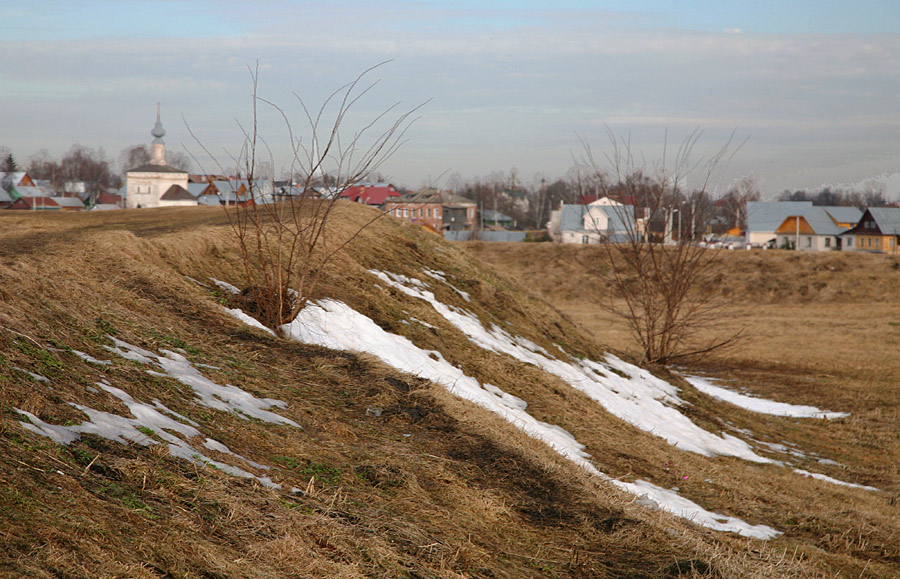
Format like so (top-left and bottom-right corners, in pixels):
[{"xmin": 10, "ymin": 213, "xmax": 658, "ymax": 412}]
[{"xmin": 746, "ymin": 201, "xmax": 813, "ymax": 233}]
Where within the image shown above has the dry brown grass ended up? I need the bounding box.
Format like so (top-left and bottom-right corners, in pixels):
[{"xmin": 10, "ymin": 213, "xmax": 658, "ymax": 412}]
[
  {"xmin": 0, "ymin": 207, "xmax": 897, "ymax": 577},
  {"xmin": 467, "ymin": 241, "xmax": 900, "ymax": 576}
]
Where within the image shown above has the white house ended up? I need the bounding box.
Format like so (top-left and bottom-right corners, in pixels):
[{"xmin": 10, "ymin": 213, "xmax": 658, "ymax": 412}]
[
  {"xmin": 773, "ymin": 206, "xmax": 859, "ymax": 251},
  {"xmin": 547, "ymin": 198, "xmax": 638, "ymax": 244}
]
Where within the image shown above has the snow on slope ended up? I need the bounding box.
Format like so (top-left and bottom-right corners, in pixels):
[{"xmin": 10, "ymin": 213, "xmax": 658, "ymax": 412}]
[
  {"xmin": 682, "ymin": 375, "xmax": 848, "ymax": 419},
  {"xmin": 17, "ymin": 377, "xmax": 281, "ymax": 489},
  {"xmin": 283, "ymin": 298, "xmax": 780, "ymax": 539},
  {"xmin": 369, "ymin": 270, "xmax": 771, "ymax": 463}
]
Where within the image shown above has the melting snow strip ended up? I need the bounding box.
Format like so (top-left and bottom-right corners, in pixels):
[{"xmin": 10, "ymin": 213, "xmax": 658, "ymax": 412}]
[
  {"xmin": 793, "ymin": 469, "xmax": 879, "ymax": 491},
  {"xmin": 210, "ymin": 278, "xmax": 241, "ymax": 295},
  {"xmin": 225, "ymin": 309, "xmax": 276, "ymax": 336},
  {"xmin": 71, "ymin": 350, "xmax": 113, "ymax": 365},
  {"xmin": 103, "ymin": 337, "xmax": 299, "ymax": 427},
  {"xmin": 368, "ymin": 270, "xmax": 770, "ymax": 464},
  {"xmin": 281, "ymin": 298, "xmax": 780, "ymax": 539},
  {"xmin": 682, "ymin": 375, "xmax": 848, "ymax": 419},
  {"xmin": 16, "ymin": 381, "xmax": 280, "ymax": 489},
  {"xmin": 15, "ymin": 367, "xmax": 49, "ymax": 383},
  {"xmin": 421, "ymin": 268, "xmax": 471, "ymax": 301}
]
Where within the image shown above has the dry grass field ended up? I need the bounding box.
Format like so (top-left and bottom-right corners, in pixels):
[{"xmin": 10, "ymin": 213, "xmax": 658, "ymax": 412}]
[{"xmin": 0, "ymin": 207, "xmax": 898, "ymax": 578}]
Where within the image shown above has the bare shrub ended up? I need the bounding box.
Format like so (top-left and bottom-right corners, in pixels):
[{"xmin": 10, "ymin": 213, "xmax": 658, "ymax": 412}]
[
  {"xmin": 188, "ymin": 63, "xmax": 425, "ymax": 329},
  {"xmin": 578, "ymin": 129, "xmax": 745, "ymax": 365}
]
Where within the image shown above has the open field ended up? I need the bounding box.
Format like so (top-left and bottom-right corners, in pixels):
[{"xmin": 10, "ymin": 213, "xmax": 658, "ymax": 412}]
[
  {"xmin": 0, "ymin": 207, "xmax": 898, "ymax": 578},
  {"xmin": 465, "ymin": 243, "xmax": 900, "ymax": 540}
]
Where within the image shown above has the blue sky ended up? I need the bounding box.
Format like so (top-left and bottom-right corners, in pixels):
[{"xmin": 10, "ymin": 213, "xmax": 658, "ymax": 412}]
[{"xmin": 3, "ymin": 0, "xmax": 900, "ymax": 194}]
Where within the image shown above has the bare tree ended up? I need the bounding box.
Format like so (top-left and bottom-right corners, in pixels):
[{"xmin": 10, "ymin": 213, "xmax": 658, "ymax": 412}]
[
  {"xmin": 718, "ymin": 174, "xmax": 761, "ymax": 232},
  {"xmin": 188, "ymin": 62, "xmax": 425, "ymax": 329},
  {"xmin": 580, "ymin": 129, "xmax": 744, "ymax": 365}
]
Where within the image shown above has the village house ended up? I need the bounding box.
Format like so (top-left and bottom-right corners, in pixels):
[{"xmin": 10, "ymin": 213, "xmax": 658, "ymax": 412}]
[
  {"xmin": 773, "ymin": 205, "xmax": 860, "ymax": 251},
  {"xmin": 7, "ymin": 196, "xmax": 61, "ymax": 211},
  {"xmin": 745, "ymin": 201, "xmax": 815, "ymax": 246},
  {"xmin": 384, "ymin": 189, "xmax": 477, "ymax": 232},
  {"xmin": 158, "ymin": 185, "xmax": 198, "ymax": 208},
  {"xmin": 841, "ymin": 207, "xmax": 900, "ymax": 254},
  {"xmin": 340, "ymin": 182, "xmax": 401, "ymax": 207},
  {"xmin": 546, "ymin": 197, "xmax": 639, "ymax": 244}
]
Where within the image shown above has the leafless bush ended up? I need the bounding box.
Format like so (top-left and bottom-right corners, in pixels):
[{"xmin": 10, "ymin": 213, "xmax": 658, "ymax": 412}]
[
  {"xmin": 579, "ymin": 129, "xmax": 745, "ymax": 365},
  {"xmin": 189, "ymin": 62, "xmax": 424, "ymax": 329}
]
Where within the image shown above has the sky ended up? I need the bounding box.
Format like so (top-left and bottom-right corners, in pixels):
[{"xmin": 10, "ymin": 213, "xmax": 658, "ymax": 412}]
[{"xmin": 2, "ymin": 0, "xmax": 900, "ymax": 196}]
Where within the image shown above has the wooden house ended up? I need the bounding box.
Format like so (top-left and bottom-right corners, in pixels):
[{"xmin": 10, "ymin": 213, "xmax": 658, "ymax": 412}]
[{"xmin": 842, "ymin": 207, "xmax": 900, "ymax": 254}]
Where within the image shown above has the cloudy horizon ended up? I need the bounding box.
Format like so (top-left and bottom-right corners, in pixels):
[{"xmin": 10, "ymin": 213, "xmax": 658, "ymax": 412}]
[{"xmin": 3, "ymin": 0, "xmax": 900, "ymax": 197}]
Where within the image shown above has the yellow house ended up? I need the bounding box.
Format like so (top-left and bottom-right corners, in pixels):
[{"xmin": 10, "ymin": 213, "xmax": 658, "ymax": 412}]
[{"xmin": 843, "ymin": 207, "xmax": 900, "ymax": 254}]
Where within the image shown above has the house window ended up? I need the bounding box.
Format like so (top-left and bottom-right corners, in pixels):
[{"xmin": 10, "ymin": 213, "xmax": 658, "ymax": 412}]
[
  {"xmin": 468, "ymin": 208, "xmax": 474, "ymax": 219},
  {"xmin": 582, "ymin": 235, "xmax": 589, "ymax": 244},
  {"xmin": 435, "ymin": 208, "xmax": 441, "ymax": 218},
  {"xmin": 891, "ymin": 238, "xmax": 896, "ymax": 248},
  {"xmin": 427, "ymin": 208, "xmax": 432, "ymax": 218},
  {"xmin": 418, "ymin": 208, "xmax": 424, "ymax": 217},
  {"xmin": 806, "ymin": 237, "xmax": 812, "ymax": 247},
  {"xmin": 402, "ymin": 208, "xmax": 408, "ymax": 218},
  {"xmin": 847, "ymin": 237, "xmax": 853, "ymax": 247},
  {"xmin": 825, "ymin": 237, "xmax": 831, "ymax": 247},
  {"xmin": 876, "ymin": 238, "xmax": 881, "ymax": 247}
]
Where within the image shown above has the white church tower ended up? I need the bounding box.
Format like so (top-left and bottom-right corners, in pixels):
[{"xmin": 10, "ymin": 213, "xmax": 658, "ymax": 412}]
[{"xmin": 125, "ymin": 104, "xmax": 189, "ymax": 208}]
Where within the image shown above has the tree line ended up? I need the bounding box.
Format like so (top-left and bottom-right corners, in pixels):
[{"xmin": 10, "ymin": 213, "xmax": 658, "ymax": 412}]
[{"xmin": 0, "ymin": 144, "xmax": 191, "ymax": 203}]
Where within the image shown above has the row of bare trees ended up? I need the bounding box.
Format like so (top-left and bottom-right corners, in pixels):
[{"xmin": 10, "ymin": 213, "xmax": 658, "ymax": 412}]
[{"xmin": 0, "ymin": 144, "xmax": 192, "ymax": 204}]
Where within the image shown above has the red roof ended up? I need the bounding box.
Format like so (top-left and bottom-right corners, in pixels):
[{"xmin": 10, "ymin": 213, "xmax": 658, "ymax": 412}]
[
  {"xmin": 340, "ymin": 183, "xmax": 400, "ymax": 206},
  {"xmin": 8, "ymin": 197, "xmax": 60, "ymax": 210},
  {"xmin": 96, "ymin": 192, "xmax": 122, "ymax": 205}
]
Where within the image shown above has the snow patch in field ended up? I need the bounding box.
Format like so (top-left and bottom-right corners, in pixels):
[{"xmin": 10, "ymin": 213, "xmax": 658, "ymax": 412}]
[
  {"xmin": 422, "ymin": 268, "xmax": 471, "ymax": 301},
  {"xmin": 71, "ymin": 350, "xmax": 113, "ymax": 365},
  {"xmin": 793, "ymin": 469, "xmax": 879, "ymax": 491},
  {"xmin": 282, "ymin": 298, "xmax": 780, "ymax": 539},
  {"xmin": 225, "ymin": 308, "xmax": 276, "ymax": 336},
  {"xmin": 210, "ymin": 278, "xmax": 241, "ymax": 295},
  {"xmin": 104, "ymin": 337, "xmax": 298, "ymax": 427},
  {"xmin": 682, "ymin": 375, "xmax": 848, "ymax": 419},
  {"xmin": 16, "ymin": 380, "xmax": 280, "ymax": 489},
  {"xmin": 369, "ymin": 270, "xmax": 770, "ymax": 464},
  {"xmin": 16, "ymin": 367, "xmax": 49, "ymax": 383}
]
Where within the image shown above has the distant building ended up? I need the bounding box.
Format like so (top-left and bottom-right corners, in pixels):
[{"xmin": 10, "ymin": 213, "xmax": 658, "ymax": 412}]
[
  {"xmin": 384, "ymin": 189, "xmax": 477, "ymax": 232},
  {"xmin": 125, "ymin": 105, "xmax": 189, "ymax": 208},
  {"xmin": 773, "ymin": 206, "xmax": 858, "ymax": 251},
  {"xmin": 842, "ymin": 207, "xmax": 900, "ymax": 254},
  {"xmin": 340, "ymin": 182, "xmax": 401, "ymax": 207},
  {"xmin": 547, "ymin": 198, "xmax": 639, "ymax": 244}
]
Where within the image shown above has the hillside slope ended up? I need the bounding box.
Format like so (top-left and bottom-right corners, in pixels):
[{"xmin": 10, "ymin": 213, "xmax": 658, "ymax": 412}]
[{"xmin": 1, "ymin": 206, "xmax": 896, "ymax": 578}]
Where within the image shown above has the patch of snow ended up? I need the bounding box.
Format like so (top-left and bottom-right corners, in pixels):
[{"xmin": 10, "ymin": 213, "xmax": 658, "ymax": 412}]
[
  {"xmin": 283, "ymin": 298, "xmax": 780, "ymax": 539},
  {"xmin": 14, "ymin": 381, "xmax": 280, "ymax": 489},
  {"xmin": 71, "ymin": 350, "xmax": 113, "ymax": 365},
  {"xmin": 210, "ymin": 278, "xmax": 241, "ymax": 295},
  {"xmin": 369, "ymin": 270, "xmax": 770, "ymax": 464},
  {"xmin": 683, "ymin": 375, "xmax": 849, "ymax": 419},
  {"xmin": 793, "ymin": 469, "xmax": 879, "ymax": 491},
  {"xmin": 284, "ymin": 299, "xmax": 596, "ymax": 472},
  {"xmin": 104, "ymin": 337, "xmax": 299, "ymax": 427},
  {"xmin": 422, "ymin": 268, "xmax": 471, "ymax": 301},
  {"xmin": 409, "ymin": 317, "xmax": 437, "ymax": 329},
  {"xmin": 619, "ymin": 480, "xmax": 781, "ymax": 539},
  {"xmin": 184, "ymin": 275, "xmax": 209, "ymax": 287},
  {"xmin": 15, "ymin": 367, "xmax": 49, "ymax": 383},
  {"xmin": 225, "ymin": 308, "xmax": 276, "ymax": 336}
]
